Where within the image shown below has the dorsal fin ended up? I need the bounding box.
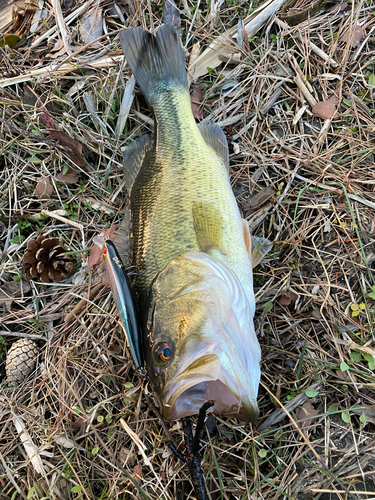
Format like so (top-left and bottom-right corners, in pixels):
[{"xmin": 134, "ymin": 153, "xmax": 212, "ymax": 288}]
[
  {"xmin": 192, "ymin": 201, "xmax": 223, "ymax": 254},
  {"xmin": 199, "ymin": 121, "xmax": 229, "ymax": 172},
  {"xmin": 122, "ymin": 135, "xmax": 151, "ymax": 195}
]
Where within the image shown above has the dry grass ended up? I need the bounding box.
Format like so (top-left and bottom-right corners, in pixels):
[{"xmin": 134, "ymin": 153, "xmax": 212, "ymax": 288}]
[{"xmin": 0, "ymin": 0, "xmax": 375, "ymax": 498}]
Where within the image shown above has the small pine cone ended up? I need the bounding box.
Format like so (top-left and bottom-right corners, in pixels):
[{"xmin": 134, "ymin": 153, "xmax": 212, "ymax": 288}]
[
  {"xmin": 6, "ymin": 339, "xmax": 39, "ymax": 385},
  {"xmin": 22, "ymin": 236, "xmax": 74, "ymax": 283}
]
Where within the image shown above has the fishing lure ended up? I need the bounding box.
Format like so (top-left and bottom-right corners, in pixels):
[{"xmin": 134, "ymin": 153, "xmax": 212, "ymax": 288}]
[{"xmin": 102, "ymin": 239, "xmax": 144, "ymax": 369}]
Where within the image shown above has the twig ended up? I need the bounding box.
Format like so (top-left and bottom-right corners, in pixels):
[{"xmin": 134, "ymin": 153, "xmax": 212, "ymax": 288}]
[
  {"xmin": 354, "ymin": 25, "xmax": 375, "ymax": 61},
  {"xmin": 64, "ymin": 282, "xmax": 104, "ymax": 323},
  {"xmin": 274, "ymin": 163, "xmax": 375, "ymax": 210},
  {"xmin": 41, "ymin": 210, "xmax": 83, "ymax": 230}
]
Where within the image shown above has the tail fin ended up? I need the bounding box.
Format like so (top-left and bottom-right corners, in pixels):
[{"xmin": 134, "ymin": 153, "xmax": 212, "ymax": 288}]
[{"xmin": 120, "ymin": 25, "xmax": 188, "ymax": 105}]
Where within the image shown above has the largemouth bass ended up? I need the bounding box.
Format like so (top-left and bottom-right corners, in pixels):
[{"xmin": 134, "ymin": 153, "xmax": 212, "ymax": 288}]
[{"xmin": 120, "ymin": 24, "xmax": 271, "ymax": 422}]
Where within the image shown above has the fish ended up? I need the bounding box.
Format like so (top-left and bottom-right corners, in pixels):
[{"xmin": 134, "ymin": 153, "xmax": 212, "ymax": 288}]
[{"xmin": 119, "ymin": 23, "xmax": 272, "ymax": 422}]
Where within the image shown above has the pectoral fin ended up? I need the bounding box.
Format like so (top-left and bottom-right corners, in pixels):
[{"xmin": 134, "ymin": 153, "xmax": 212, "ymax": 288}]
[
  {"xmin": 242, "ymin": 219, "xmax": 273, "ymax": 268},
  {"xmin": 123, "ymin": 135, "xmax": 151, "ymax": 195},
  {"xmin": 192, "ymin": 202, "xmax": 223, "ymax": 254},
  {"xmin": 199, "ymin": 121, "xmax": 229, "ymax": 172}
]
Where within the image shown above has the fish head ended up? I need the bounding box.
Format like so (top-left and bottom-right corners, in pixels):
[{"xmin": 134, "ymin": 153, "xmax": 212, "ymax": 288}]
[{"xmin": 146, "ymin": 252, "xmax": 261, "ymax": 422}]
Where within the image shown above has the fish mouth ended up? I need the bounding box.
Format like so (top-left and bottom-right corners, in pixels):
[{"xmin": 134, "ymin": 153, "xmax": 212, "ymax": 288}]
[{"xmin": 162, "ymin": 354, "xmax": 259, "ymax": 422}]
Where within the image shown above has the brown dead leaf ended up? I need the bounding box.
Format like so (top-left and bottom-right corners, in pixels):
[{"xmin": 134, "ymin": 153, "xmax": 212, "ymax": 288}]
[
  {"xmin": 278, "ymin": 290, "xmax": 298, "ymax": 306},
  {"xmin": 336, "ymin": 369, "xmax": 350, "ymax": 380},
  {"xmin": 328, "ymin": 2, "xmax": 348, "ymax": 13},
  {"xmin": 101, "ymin": 271, "xmax": 110, "ymax": 287},
  {"xmin": 312, "ymin": 94, "xmax": 339, "ymax": 119},
  {"xmin": 56, "ymin": 167, "xmax": 79, "ymax": 184},
  {"xmin": 70, "ymin": 417, "xmax": 85, "ymax": 432},
  {"xmin": 10, "ymin": 0, "xmax": 38, "ymax": 35},
  {"xmin": 3, "ymin": 280, "xmax": 31, "ymax": 296},
  {"xmin": 133, "ymin": 463, "xmax": 142, "ymax": 480},
  {"xmin": 27, "ymin": 86, "xmax": 84, "ymax": 167},
  {"xmin": 246, "ymin": 186, "xmax": 275, "ymax": 210},
  {"xmin": 79, "ymin": 5, "xmax": 103, "ymax": 46},
  {"xmin": 190, "ymin": 87, "xmax": 205, "ymax": 120},
  {"xmin": 35, "ymin": 177, "xmax": 54, "ymax": 199},
  {"xmin": 310, "ymin": 309, "xmax": 322, "ymax": 319},
  {"xmin": 88, "ymin": 226, "xmax": 119, "ymax": 287},
  {"xmin": 340, "ymin": 24, "xmax": 365, "ymax": 48},
  {"xmin": 218, "ymin": 426, "xmax": 235, "ymax": 443},
  {"xmin": 118, "ymin": 447, "xmax": 136, "ymax": 466},
  {"xmin": 297, "ymin": 401, "xmax": 319, "ymax": 429},
  {"xmin": 88, "ymin": 244, "xmax": 102, "ymax": 271},
  {"xmin": 0, "ymin": 280, "xmax": 31, "ymax": 310}
]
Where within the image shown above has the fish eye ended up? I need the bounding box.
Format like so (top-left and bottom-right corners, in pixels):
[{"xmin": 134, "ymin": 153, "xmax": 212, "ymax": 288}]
[{"xmin": 158, "ymin": 343, "xmax": 172, "ymax": 362}]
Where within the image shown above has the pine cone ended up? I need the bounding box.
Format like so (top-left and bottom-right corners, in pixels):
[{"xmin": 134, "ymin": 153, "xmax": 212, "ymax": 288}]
[
  {"xmin": 22, "ymin": 236, "xmax": 74, "ymax": 283},
  {"xmin": 6, "ymin": 338, "xmax": 39, "ymax": 385}
]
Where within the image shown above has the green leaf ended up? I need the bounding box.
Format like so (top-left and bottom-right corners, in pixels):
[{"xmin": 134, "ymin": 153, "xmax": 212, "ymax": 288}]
[
  {"xmin": 27, "ymin": 486, "xmax": 35, "ymax": 499},
  {"xmin": 258, "ymin": 449, "xmax": 267, "ymax": 458},
  {"xmin": 350, "ymin": 351, "xmax": 361, "ymax": 362},
  {"xmin": 328, "ymin": 404, "xmax": 338, "ymax": 414},
  {"xmin": 363, "ymin": 353, "xmax": 374, "ymax": 363},
  {"xmin": 263, "ymin": 301, "xmax": 273, "ymax": 314},
  {"xmin": 91, "ymin": 446, "xmax": 99, "ymax": 455},
  {"xmin": 305, "ymin": 388, "xmax": 319, "ymax": 398},
  {"xmin": 97, "ymin": 415, "xmax": 104, "ymax": 423},
  {"xmin": 340, "ymin": 361, "xmax": 349, "ymax": 372},
  {"xmin": 0, "ymin": 35, "xmax": 21, "ymax": 48},
  {"xmin": 368, "ymin": 73, "xmax": 375, "ymax": 86},
  {"xmin": 124, "ymin": 382, "xmax": 134, "ymax": 389},
  {"xmin": 359, "ymin": 412, "xmax": 367, "ymax": 424},
  {"xmin": 368, "ymin": 291, "xmax": 375, "ymax": 300},
  {"xmin": 27, "ymin": 157, "xmax": 42, "ymax": 163},
  {"xmin": 341, "ymin": 411, "xmax": 351, "ymax": 423},
  {"xmin": 274, "ymin": 429, "xmax": 282, "ymax": 439},
  {"xmin": 343, "ymin": 98, "xmax": 352, "ymax": 107},
  {"xmin": 71, "ymin": 486, "xmax": 82, "ymax": 493},
  {"xmin": 368, "ymin": 360, "xmax": 375, "ymax": 370},
  {"xmin": 63, "ymin": 164, "xmax": 69, "ymax": 175},
  {"xmin": 92, "ymin": 308, "xmax": 99, "ymax": 313}
]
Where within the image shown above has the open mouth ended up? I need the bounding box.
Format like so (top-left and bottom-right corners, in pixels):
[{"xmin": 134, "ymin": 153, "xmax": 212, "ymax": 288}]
[{"xmin": 162, "ymin": 354, "xmax": 259, "ymax": 421}]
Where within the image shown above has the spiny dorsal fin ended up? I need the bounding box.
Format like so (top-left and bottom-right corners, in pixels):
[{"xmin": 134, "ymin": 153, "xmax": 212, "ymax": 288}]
[
  {"xmin": 199, "ymin": 121, "xmax": 229, "ymax": 172},
  {"xmin": 192, "ymin": 201, "xmax": 223, "ymax": 254},
  {"xmin": 123, "ymin": 135, "xmax": 151, "ymax": 195},
  {"xmin": 242, "ymin": 220, "xmax": 273, "ymax": 268}
]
